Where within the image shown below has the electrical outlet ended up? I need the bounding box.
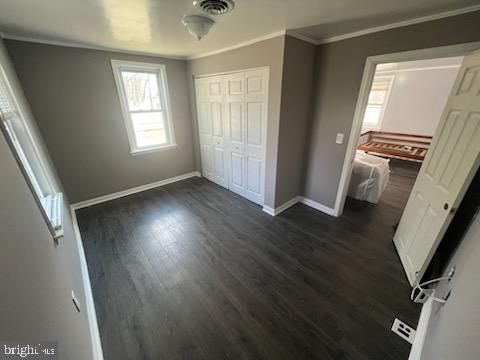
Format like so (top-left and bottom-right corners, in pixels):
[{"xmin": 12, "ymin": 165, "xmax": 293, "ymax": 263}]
[{"xmin": 392, "ymin": 318, "xmax": 416, "ymax": 344}]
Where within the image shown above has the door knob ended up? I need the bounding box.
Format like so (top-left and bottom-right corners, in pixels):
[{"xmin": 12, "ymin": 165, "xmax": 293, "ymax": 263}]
[{"xmin": 444, "ymin": 203, "xmax": 449, "ymax": 210}]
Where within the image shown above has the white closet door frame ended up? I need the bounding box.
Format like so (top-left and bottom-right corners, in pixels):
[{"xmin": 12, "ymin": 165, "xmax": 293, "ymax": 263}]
[{"xmin": 194, "ymin": 66, "xmax": 269, "ymax": 205}]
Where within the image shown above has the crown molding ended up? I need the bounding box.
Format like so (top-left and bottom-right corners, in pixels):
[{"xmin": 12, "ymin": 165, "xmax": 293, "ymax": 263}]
[
  {"xmin": 316, "ymin": 4, "xmax": 480, "ymax": 45},
  {"xmin": 285, "ymin": 31, "xmax": 320, "ymax": 45},
  {"xmin": 0, "ymin": 33, "xmax": 188, "ymax": 60},
  {"xmin": 188, "ymin": 30, "xmax": 286, "ymax": 59}
]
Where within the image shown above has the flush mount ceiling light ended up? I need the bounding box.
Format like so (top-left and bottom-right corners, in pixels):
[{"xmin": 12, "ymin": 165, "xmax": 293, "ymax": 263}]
[
  {"xmin": 182, "ymin": 15, "xmax": 214, "ymax": 41},
  {"xmin": 193, "ymin": 0, "xmax": 235, "ymax": 15}
]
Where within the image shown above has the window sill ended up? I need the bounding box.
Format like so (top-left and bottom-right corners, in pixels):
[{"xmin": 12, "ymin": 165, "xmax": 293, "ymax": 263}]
[
  {"xmin": 130, "ymin": 144, "xmax": 177, "ymax": 156},
  {"xmin": 40, "ymin": 192, "xmax": 64, "ymax": 239}
]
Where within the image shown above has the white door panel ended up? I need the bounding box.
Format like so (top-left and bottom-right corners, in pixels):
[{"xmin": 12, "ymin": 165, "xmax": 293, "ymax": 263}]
[
  {"xmin": 211, "ymin": 102, "xmax": 223, "ymax": 137},
  {"xmin": 229, "ymin": 152, "xmax": 244, "ymax": 195},
  {"xmin": 195, "ymin": 68, "xmax": 268, "ymax": 205},
  {"xmin": 247, "ymin": 102, "xmax": 263, "ymax": 145},
  {"xmin": 228, "ymin": 102, "xmax": 243, "ymax": 142},
  {"xmin": 200, "ymin": 143, "xmax": 215, "ymax": 181},
  {"xmin": 247, "ymin": 156, "xmax": 262, "ymax": 194},
  {"xmin": 243, "ymin": 70, "xmax": 268, "ymax": 204},
  {"xmin": 394, "ymin": 51, "xmax": 480, "ymax": 286},
  {"xmin": 195, "ymin": 77, "xmax": 228, "ymax": 188}
]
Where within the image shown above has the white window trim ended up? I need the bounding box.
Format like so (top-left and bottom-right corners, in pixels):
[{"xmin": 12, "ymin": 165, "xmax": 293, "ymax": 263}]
[
  {"xmin": 111, "ymin": 60, "xmax": 177, "ymax": 155},
  {"xmin": 0, "ymin": 62, "xmax": 63, "ymax": 239},
  {"xmin": 362, "ymin": 74, "xmax": 395, "ymax": 131}
]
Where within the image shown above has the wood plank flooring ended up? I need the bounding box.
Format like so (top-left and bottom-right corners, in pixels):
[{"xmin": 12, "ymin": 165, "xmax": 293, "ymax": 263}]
[{"xmin": 77, "ymin": 160, "xmax": 421, "ymax": 360}]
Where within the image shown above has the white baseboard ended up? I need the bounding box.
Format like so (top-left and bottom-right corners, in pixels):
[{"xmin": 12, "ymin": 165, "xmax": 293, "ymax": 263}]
[
  {"xmin": 262, "ymin": 205, "xmax": 275, "ymax": 216},
  {"xmin": 71, "ymin": 171, "xmax": 201, "ymax": 210},
  {"xmin": 262, "ymin": 195, "xmax": 301, "ymax": 216},
  {"xmin": 262, "ymin": 195, "xmax": 337, "ymax": 217},
  {"xmin": 408, "ymin": 297, "xmax": 434, "ymax": 360},
  {"xmin": 70, "ymin": 208, "xmax": 104, "ymax": 360},
  {"xmin": 299, "ymin": 196, "xmax": 337, "ymax": 216}
]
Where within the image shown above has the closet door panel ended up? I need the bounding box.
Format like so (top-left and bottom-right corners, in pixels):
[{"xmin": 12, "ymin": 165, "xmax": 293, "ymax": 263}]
[
  {"xmin": 243, "ymin": 69, "xmax": 268, "ymax": 204},
  {"xmin": 224, "ymin": 72, "xmax": 246, "ymax": 197},
  {"xmin": 211, "ymin": 102, "xmax": 223, "ymax": 137}
]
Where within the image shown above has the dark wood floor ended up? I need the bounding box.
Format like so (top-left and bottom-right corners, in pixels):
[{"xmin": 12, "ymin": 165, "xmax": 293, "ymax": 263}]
[{"xmin": 77, "ymin": 160, "xmax": 421, "ymax": 360}]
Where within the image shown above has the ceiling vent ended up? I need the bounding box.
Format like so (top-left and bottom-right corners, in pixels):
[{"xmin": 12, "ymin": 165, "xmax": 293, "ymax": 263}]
[{"xmin": 193, "ymin": 0, "xmax": 235, "ymax": 15}]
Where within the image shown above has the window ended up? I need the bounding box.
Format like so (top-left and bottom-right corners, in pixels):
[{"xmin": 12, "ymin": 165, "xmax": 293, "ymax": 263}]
[
  {"xmin": 362, "ymin": 75, "xmax": 394, "ymax": 131},
  {"xmin": 0, "ymin": 63, "xmax": 63, "ymax": 238},
  {"xmin": 111, "ymin": 60, "xmax": 176, "ymax": 154}
]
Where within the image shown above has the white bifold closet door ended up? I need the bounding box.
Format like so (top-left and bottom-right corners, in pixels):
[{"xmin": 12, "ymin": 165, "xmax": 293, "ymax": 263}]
[
  {"xmin": 195, "ymin": 69, "xmax": 268, "ymax": 205},
  {"xmin": 195, "ymin": 75, "xmax": 228, "ymax": 188}
]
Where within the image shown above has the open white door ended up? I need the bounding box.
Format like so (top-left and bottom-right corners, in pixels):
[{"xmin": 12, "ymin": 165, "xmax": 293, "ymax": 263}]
[{"xmin": 394, "ymin": 50, "xmax": 480, "ymax": 286}]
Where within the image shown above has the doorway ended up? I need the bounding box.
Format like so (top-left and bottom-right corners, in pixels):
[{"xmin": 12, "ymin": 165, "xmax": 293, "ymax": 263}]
[{"xmin": 336, "ymin": 43, "xmax": 480, "ymax": 286}]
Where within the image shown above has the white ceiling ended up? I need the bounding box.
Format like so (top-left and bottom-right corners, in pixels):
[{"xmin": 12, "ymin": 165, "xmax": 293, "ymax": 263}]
[{"xmin": 0, "ymin": 0, "xmax": 478, "ymax": 59}]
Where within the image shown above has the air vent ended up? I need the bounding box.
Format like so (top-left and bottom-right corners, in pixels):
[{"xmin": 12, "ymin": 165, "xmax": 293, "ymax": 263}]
[{"xmin": 193, "ymin": 0, "xmax": 235, "ymax": 15}]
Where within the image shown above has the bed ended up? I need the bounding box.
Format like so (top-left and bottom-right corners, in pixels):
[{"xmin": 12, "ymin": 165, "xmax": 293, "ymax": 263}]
[
  {"xmin": 358, "ymin": 131, "xmax": 432, "ymax": 162},
  {"xmin": 348, "ymin": 150, "xmax": 390, "ymax": 204}
]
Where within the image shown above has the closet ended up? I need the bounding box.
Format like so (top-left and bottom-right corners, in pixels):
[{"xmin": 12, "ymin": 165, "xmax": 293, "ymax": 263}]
[{"xmin": 194, "ymin": 68, "xmax": 268, "ymax": 205}]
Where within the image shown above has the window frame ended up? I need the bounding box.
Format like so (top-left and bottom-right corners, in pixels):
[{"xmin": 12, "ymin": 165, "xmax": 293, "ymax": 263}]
[
  {"xmin": 0, "ymin": 62, "xmax": 63, "ymax": 239},
  {"xmin": 111, "ymin": 60, "xmax": 176, "ymax": 155},
  {"xmin": 362, "ymin": 74, "xmax": 395, "ymax": 132}
]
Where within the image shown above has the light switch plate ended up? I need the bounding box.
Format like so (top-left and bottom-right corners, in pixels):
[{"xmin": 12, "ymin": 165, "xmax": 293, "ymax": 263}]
[{"xmin": 336, "ymin": 133, "xmax": 344, "ymax": 144}]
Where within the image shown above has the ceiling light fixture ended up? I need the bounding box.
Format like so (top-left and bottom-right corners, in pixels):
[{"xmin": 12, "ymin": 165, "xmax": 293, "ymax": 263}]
[
  {"xmin": 182, "ymin": 15, "xmax": 214, "ymax": 41},
  {"xmin": 193, "ymin": 0, "xmax": 235, "ymax": 15}
]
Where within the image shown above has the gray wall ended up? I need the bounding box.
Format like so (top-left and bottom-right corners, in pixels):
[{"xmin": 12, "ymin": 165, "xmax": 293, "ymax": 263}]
[
  {"xmin": 275, "ymin": 36, "xmax": 315, "ymax": 205},
  {"xmin": 0, "ymin": 39, "xmax": 94, "ymax": 359},
  {"xmin": 304, "ymin": 11, "xmax": 480, "ymax": 208},
  {"xmin": 187, "ymin": 36, "xmax": 285, "ymax": 208},
  {"xmin": 421, "ymin": 211, "xmax": 480, "ymax": 359},
  {"xmin": 5, "ymin": 40, "xmax": 196, "ymax": 203}
]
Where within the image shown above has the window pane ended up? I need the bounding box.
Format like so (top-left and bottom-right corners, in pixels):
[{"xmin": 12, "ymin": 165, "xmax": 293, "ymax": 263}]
[
  {"xmin": 371, "ymin": 80, "xmax": 390, "ymax": 91},
  {"xmin": 368, "ymin": 90, "xmax": 386, "ymax": 105},
  {"xmin": 131, "ymin": 111, "xmax": 167, "ymax": 147},
  {"xmin": 121, "ymin": 71, "xmax": 161, "ymax": 111},
  {"xmin": 363, "ymin": 105, "xmax": 382, "ymax": 126}
]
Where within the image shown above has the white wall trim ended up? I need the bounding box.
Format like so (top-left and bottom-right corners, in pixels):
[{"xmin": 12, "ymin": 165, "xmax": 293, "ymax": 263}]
[
  {"xmin": 193, "ymin": 66, "xmax": 270, "ymax": 79},
  {"xmin": 262, "ymin": 196, "xmax": 301, "ymax": 216},
  {"xmin": 285, "ymin": 31, "xmax": 320, "ymax": 45},
  {"xmin": 188, "ymin": 30, "xmax": 286, "ymax": 60},
  {"xmin": 71, "ymin": 171, "xmax": 201, "ymax": 210},
  {"xmin": 299, "ymin": 196, "xmax": 336, "ymax": 216},
  {"xmin": 316, "ymin": 5, "xmax": 480, "ymax": 45},
  {"xmin": 408, "ymin": 297, "xmax": 434, "ymax": 360},
  {"xmin": 70, "ymin": 207, "xmax": 104, "ymax": 360},
  {"xmin": 261, "ymin": 205, "xmax": 275, "ymax": 216},
  {"xmin": 262, "ymin": 195, "xmax": 337, "ymax": 217},
  {"xmin": 377, "ymin": 64, "xmax": 462, "ymax": 74},
  {"xmin": 1, "ymin": 33, "xmax": 187, "ymax": 60},
  {"xmin": 334, "ymin": 41, "xmax": 480, "ymax": 218}
]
